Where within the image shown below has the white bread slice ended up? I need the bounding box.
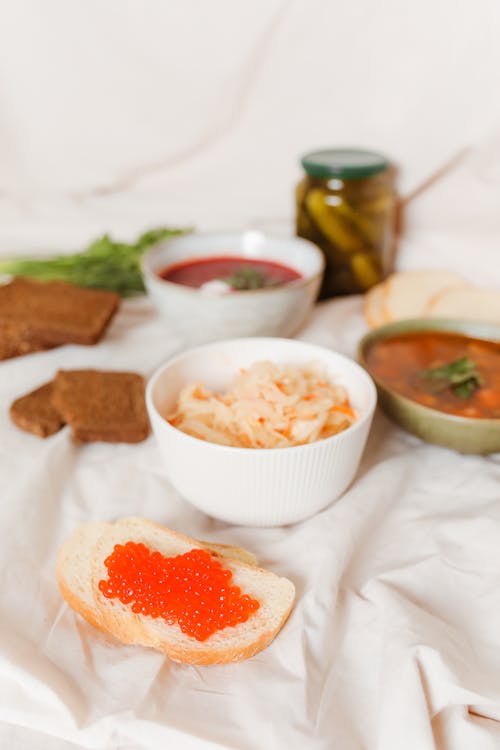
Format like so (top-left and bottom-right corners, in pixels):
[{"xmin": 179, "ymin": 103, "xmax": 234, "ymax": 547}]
[
  {"xmin": 57, "ymin": 521, "xmax": 110, "ymax": 632},
  {"xmin": 57, "ymin": 522, "xmax": 258, "ymax": 635},
  {"xmin": 364, "ymin": 282, "xmax": 387, "ymax": 328},
  {"xmin": 426, "ymin": 286, "xmax": 500, "ymax": 323},
  {"xmin": 91, "ymin": 517, "xmax": 295, "ymax": 665},
  {"xmin": 382, "ymin": 270, "xmax": 468, "ymax": 322},
  {"xmin": 204, "ymin": 541, "xmax": 258, "ymax": 567}
]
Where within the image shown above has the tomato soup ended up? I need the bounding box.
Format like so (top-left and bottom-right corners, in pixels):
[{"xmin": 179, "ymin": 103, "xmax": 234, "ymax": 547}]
[
  {"xmin": 158, "ymin": 256, "xmax": 302, "ymax": 290},
  {"xmin": 365, "ymin": 331, "xmax": 500, "ymax": 419}
]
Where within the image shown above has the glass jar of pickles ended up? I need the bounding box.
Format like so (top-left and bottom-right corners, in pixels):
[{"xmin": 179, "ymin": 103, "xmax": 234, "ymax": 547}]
[{"xmin": 295, "ymin": 148, "xmax": 397, "ymax": 298}]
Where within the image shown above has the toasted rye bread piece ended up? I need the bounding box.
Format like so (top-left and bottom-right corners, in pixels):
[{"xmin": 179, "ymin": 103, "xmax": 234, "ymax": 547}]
[
  {"xmin": 52, "ymin": 370, "xmax": 150, "ymax": 443},
  {"xmin": 364, "ymin": 282, "xmax": 387, "ymax": 328},
  {"xmin": 57, "ymin": 521, "xmax": 258, "ymax": 635},
  {"xmin": 382, "ymin": 270, "xmax": 468, "ymax": 322},
  {"xmin": 10, "ymin": 381, "xmax": 65, "ymax": 437},
  {"xmin": 0, "ymin": 321, "xmax": 55, "ymax": 361},
  {"xmin": 0, "ymin": 277, "xmax": 119, "ymax": 348},
  {"xmin": 90, "ymin": 518, "xmax": 295, "ymax": 665},
  {"xmin": 426, "ymin": 286, "xmax": 500, "ymax": 323}
]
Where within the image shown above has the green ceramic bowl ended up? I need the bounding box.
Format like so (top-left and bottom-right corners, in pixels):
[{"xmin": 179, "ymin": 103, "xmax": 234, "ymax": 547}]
[{"xmin": 358, "ymin": 318, "xmax": 500, "ymax": 454}]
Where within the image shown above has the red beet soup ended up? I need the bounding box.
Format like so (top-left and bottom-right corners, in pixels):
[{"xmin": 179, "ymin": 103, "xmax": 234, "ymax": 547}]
[{"xmin": 158, "ymin": 256, "xmax": 302, "ymax": 290}]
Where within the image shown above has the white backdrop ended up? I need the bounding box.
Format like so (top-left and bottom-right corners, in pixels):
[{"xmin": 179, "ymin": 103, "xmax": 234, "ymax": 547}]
[{"xmin": 1, "ymin": 0, "xmax": 500, "ymax": 280}]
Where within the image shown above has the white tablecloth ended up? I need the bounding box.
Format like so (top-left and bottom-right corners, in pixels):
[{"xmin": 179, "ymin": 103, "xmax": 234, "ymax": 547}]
[
  {"xmin": 2, "ymin": 0, "xmax": 500, "ymax": 744},
  {"xmin": 2, "ymin": 295, "xmax": 500, "ymax": 750}
]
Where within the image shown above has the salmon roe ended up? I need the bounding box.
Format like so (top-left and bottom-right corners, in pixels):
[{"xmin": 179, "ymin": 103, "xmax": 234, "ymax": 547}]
[{"xmin": 98, "ymin": 542, "xmax": 260, "ymax": 642}]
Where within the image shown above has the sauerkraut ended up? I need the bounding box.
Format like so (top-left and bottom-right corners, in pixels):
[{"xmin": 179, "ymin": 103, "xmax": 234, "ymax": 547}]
[{"xmin": 167, "ymin": 361, "xmax": 356, "ymax": 448}]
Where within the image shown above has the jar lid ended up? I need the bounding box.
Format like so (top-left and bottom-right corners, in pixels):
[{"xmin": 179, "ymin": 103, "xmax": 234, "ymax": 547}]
[{"xmin": 301, "ymin": 148, "xmax": 389, "ymax": 179}]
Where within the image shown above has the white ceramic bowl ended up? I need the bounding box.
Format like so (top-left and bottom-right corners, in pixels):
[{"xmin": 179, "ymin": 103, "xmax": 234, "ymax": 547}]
[
  {"xmin": 146, "ymin": 338, "xmax": 377, "ymax": 527},
  {"xmin": 142, "ymin": 231, "xmax": 324, "ymax": 345}
]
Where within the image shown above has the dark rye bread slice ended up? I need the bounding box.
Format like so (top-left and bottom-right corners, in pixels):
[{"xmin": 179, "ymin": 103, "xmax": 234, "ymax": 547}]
[
  {"xmin": 10, "ymin": 381, "xmax": 65, "ymax": 437},
  {"xmin": 0, "ymin": 278, "xmax": 120, "ymax": 351},
  {"xmin": 52, "ymin": 370, "xmax": 150, "ymax": 443},
  {"xmin": 0, "ymin": 321, "xmax": 56, "ymax": 361}
]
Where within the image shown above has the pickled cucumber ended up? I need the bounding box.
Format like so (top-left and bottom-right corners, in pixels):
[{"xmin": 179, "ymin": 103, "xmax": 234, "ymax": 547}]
[
  {"xmin": 333, "ymin": 200, "xmax": 384, "ymax": 246},
  {"xmin": 305, "ymin": 189, "xmax": 365, "ymax": 253},
  {"xmin": 296, "ymin": 205, "xmax": 315, "ymax": 238},
  {"xmin": 357, "ymin": 193, "xmax": 394, "ymax": 215},
  {"xmin": 350, "ymin": 253, "xmax": 382, "ymax": 290},
  {"xmin": 295, "ymin": 179, "xmax": 309, "ymax": 207}
]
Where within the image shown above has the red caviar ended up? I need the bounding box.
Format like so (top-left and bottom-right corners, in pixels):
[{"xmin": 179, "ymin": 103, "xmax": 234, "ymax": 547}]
[{"xmin": 98, "ymin": 542, "xmax": 260, "ymax": 642}]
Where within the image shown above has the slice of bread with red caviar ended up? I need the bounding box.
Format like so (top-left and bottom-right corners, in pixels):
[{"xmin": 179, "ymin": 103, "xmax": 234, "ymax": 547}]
[
  {"xmin": 57, "ymin": 521, "xmax": 259, "ymax": 636},
  {"xmin": 90, "ymin": 517, "xmax": 295, "ymax": 665}
]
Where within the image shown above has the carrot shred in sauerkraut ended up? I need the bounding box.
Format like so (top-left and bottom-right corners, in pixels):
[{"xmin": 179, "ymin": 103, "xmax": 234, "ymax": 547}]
[{"xmin": 167, "ymin": 361, "xmax": 357, "ymax": 448}]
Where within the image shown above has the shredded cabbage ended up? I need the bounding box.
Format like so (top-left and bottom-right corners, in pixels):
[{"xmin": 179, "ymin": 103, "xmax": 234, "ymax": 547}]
[{"xmin": 168, "ymin": 361, "xmax": 356, "ymax": 448}]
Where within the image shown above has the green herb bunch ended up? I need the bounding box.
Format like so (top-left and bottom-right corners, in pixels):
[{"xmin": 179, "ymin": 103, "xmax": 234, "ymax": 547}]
[{"xmin": 0, "ymin": 226, "xmax": 189, "ymax": 297}]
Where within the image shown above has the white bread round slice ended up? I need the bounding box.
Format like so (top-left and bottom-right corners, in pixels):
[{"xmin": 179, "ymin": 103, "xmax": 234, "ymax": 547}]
[
  {"xmin": 364, "ymin": 282, "xmax": 387, "ymax": 328},
  {"xmin": 57, "ymin": 522, "xmax": 259, "ymax": 634},
  {"xmin": 382, "ymin": 270, "xmax": 468, "ymax": 322},
  {"xmin": 426, "ymin": 286, "xmax": 500, "ymax": 323},
  {"xmin": 91, "ymin": 517, "xmax": 295, "ymax": 665}
]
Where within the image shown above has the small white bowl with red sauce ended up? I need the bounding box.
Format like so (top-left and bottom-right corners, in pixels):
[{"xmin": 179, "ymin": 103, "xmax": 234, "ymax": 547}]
[{"xmin": 141, "ymin": 231, "xmax": 324, "ymax": 345}]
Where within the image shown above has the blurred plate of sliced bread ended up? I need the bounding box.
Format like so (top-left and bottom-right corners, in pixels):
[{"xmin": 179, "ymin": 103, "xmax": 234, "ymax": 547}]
[{"xmin": 364, "ymin": 269, "xmax": 500, "ymax": 327}]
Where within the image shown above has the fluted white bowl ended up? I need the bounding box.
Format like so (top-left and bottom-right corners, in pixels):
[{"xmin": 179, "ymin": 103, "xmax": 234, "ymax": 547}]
[
  {"xmin": 142, "ymin": 231, "xmax": 324, "ymax": 345},
  {"xmin": 146, "ymin": 338, "xmax": 376, "ymax": 527}
]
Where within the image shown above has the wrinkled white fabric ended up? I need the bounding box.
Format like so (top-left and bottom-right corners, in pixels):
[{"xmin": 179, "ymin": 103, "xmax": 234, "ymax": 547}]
[{"xmin": 1, "ymin": 295, "xmax": 500, "ymax": 750}]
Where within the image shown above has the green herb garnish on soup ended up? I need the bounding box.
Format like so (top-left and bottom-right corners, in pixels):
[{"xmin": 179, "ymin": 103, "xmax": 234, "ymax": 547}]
[
  {"xmin": 419, "ymin": 357, "xmax": 482, "ymax": 399},
  {"xmin": 224, "ymin": 267, "xmax": 278, "ymax": 290}
]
